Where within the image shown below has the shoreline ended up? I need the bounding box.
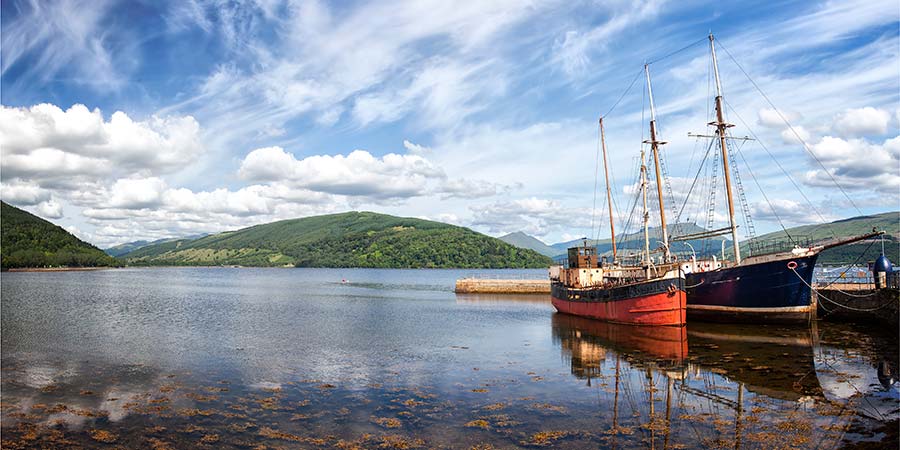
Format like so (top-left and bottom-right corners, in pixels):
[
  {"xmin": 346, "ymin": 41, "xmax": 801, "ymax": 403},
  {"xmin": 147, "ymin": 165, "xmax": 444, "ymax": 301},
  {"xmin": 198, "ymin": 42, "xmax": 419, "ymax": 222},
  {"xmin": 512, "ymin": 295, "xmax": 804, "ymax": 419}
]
[
  {"xmin": 3, "ymin": 265, "xmax": 550, "ymax": 271},
  {"xmin": 4, "ymin": 266, "xmax": 117, "ymax": 272}
]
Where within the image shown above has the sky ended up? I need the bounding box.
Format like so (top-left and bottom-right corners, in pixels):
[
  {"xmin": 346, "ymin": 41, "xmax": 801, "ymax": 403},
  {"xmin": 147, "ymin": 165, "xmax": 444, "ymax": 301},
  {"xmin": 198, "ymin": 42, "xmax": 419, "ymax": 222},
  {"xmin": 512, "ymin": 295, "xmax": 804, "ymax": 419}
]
[{"xmin": 1, "ymin": 0, "xmax": 898, "ymax": 248}]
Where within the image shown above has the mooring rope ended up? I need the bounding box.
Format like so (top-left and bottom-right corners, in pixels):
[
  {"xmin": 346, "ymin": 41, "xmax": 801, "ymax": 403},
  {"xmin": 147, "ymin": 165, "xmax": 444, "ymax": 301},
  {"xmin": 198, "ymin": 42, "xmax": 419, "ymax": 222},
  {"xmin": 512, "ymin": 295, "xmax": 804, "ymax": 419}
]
[
  {"xmin": 790, "ymin": 266, "xmax": 896, "ymax": 312},
  {"xmin": 814, "ymin": 239, "xmax": 878, "ymax": 290}
]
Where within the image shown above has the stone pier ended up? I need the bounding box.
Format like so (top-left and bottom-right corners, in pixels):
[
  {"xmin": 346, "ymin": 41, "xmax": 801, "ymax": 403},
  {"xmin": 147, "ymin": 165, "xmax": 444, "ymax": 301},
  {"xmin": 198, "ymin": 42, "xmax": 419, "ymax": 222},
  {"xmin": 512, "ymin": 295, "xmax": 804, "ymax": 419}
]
[{"xmin": 454, "ymin": 278, "xmax": 550, "ymax": 294}]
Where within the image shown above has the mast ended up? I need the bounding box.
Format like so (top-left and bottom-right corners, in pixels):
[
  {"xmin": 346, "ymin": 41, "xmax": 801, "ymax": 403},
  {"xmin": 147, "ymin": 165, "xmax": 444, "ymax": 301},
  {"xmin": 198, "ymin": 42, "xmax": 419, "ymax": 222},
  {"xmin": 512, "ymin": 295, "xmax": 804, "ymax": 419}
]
[
  {"xmin": 641, "ymin": 146, "xmax": 651, "ymax": 277},
  {"xmin": 600, "ymin": 117, "xmax": 618, "ymax": 263},
  {"xmin": 709, "ymin": 34, "xmax": 742, "ymax": 264},
  {"xmin": 644, "ymin": 64, "xmax": 670, "ymax": 262}
]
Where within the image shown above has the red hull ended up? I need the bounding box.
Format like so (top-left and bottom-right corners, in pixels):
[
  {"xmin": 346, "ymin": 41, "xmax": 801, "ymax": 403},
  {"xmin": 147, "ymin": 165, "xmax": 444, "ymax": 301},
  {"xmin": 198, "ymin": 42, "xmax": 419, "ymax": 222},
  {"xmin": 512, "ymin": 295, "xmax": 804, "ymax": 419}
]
[{"xmin": 551, "ymin": 289, "xmax": 686, "ymax": 326}]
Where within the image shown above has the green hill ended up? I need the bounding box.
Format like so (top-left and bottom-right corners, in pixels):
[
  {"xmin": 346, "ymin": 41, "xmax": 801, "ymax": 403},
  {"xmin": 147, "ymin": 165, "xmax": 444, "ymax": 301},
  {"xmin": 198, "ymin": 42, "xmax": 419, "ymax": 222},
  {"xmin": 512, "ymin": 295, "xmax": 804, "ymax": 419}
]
[
  {"xmin": 105, "ymin": 234, "xmax": 207, "ymax": 257},
  {"xmin": 0, "ymin": 202, "xmax": 118, "ymax": 269},
  {"xmin": 123, "ymin": 211, "xmax": 553, "ymax": 268},
  {"xmin": 741, "ymin": 211, "xmax": 899, "ymax": 265},
  {"xmin": 499, "ymin": 231, "xmax": 559, "ymax": 257}
]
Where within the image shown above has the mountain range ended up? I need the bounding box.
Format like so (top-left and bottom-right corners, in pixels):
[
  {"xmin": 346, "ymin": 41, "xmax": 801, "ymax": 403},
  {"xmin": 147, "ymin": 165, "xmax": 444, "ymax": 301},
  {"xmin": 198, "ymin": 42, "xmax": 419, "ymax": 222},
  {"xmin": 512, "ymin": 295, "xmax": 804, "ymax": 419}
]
[
  {"xmin": 2, "ymin": 200, "xmax": 894, "ymax": 270},
  {"xmin": 500, "ymin": 222, "xmax": 728, "ymax": 260},
  {"xmin": 498, "ymin": 212, "xmax": 898, "ymax": 265}
]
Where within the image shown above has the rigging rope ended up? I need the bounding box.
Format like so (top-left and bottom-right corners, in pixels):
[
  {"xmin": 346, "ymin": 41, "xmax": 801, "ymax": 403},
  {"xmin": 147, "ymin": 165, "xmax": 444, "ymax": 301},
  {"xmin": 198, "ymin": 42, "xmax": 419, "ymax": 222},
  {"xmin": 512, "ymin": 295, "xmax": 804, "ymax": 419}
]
[
  {"xmin": 674, "ymin": 138, "xmax": 716, "ymax": 225},
  {"xmin": 602, "ymin": 68, "xmax": 644, "ymax": 119},
  {"xmin": 723, "ymin": 98, "xmax": 837, "ymax": 240},
  {"xmin": 791, "ymin": 266, "xmax": 883, "ymax": 301},
  {"xmin": 645, "ymin": 37, "xmax": 708, "ymax": 66},
  {"xmin": 816, "ymin": 238, "xmax": 878, "ymax": 288},
  {"xmin": 730, "ymin": 140, "xmax": 794, "ymax": 244},
  {"xmin": 715, "ymin": 39, "xmax": 863, "ymax": 215}
]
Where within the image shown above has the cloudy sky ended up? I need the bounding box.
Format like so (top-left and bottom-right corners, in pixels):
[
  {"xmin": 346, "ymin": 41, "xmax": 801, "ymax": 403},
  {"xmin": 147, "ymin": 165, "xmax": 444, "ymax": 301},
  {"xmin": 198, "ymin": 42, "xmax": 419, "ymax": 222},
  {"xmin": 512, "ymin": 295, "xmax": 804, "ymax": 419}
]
[{"xmin": 1, "ymin": 0, "xmax": 898, "ymax": 248}]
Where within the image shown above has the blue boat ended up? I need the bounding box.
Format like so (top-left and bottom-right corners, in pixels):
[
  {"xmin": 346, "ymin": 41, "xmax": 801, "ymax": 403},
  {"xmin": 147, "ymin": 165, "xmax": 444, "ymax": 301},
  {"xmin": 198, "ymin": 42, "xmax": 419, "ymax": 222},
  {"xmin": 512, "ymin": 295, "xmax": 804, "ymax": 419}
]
[
  {"xmin": 684, "ymin": 252, "xmax": 819, "ymax": 322},
  {"xmin": 669, "ymin": 35, "xmax": 882, "ymax": 323}
]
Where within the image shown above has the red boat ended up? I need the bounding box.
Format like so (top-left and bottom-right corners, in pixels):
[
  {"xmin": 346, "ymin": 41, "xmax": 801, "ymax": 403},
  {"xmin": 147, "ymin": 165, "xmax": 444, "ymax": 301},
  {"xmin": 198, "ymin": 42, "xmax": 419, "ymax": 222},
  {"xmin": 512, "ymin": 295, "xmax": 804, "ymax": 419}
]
[
  {"xmin": 550, "ymin": 246, "xmax": 686, "ymax": 326},
  {"xmin": 549, "ymin": 107, "xmax": 685, "ymax": 327}
]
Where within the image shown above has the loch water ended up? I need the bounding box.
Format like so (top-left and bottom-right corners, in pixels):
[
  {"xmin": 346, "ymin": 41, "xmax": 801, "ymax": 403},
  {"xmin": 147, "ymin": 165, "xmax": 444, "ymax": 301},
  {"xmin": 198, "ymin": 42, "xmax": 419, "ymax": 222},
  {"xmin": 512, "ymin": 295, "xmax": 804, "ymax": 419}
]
[{"xmin": 1, "ymin": 268, "xmax": 897, "ymax": 448}]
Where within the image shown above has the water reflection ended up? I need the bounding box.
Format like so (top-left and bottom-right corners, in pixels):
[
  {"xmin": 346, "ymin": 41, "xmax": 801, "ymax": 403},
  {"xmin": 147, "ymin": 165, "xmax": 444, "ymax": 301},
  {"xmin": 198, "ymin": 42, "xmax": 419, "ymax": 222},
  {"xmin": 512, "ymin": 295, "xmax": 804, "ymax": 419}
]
[
  {"xmin": 551, "ymin": 313, "xmax": 898, "ymax": 449},
  {"xmin": 552, "ymin": 314, "xmax": 687, "ymax": 379},
  {"xmin": 686, "ymin": 322, "xmax": 822, "ymax": 401},
  {"xmin": 1, "ymin": 269, "xmax": 895, "ymax": 448}
]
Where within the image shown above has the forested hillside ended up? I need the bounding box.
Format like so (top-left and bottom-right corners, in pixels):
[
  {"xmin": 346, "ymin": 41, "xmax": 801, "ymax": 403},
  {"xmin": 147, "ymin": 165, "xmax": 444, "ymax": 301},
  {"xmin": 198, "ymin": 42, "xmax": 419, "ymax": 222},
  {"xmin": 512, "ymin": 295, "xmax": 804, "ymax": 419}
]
[
  {"xmin": 123, "ymin": 211, "xmax": 552, "ymax": 268},
  {"xmin": 0, "ymin": 202, "xmax": 118, "ymax": 269},
  {"xmin": 747, "ymin": 211, "xmax": 899, "ymax": 264}
]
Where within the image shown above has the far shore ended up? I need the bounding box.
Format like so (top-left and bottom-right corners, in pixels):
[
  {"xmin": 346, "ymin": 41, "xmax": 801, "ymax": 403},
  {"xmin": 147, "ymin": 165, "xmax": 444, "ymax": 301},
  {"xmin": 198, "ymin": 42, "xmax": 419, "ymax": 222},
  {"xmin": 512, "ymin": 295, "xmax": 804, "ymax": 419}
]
[
  {"xmin": 3, "ymin": 265, "xmax": 549, "ymax": 272},
  {"xmin": 4, "ymin": 266, "xmax": 117, "ymax": 272}
]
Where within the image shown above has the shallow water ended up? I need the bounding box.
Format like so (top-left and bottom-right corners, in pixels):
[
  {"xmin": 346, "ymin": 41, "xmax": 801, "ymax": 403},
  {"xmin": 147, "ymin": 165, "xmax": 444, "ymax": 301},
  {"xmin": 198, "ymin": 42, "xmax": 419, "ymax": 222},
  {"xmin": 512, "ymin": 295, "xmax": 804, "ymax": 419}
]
[{"xmin": 1, "ymin": 267, "xmax": 897, "ymax": 448}]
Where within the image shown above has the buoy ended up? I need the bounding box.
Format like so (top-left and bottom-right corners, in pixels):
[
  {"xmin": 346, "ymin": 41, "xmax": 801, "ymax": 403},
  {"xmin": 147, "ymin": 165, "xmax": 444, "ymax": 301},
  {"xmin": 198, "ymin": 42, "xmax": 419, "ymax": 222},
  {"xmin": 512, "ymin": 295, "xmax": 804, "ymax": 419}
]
[{"xmin": 873, "ymin": 254, "xmax": 892, "ymax": 289}]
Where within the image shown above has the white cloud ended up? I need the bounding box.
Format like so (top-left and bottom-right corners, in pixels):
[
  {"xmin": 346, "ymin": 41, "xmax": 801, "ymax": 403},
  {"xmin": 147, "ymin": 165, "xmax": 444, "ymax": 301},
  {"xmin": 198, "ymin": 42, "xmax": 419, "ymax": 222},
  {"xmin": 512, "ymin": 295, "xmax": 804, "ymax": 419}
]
[
  {"xmin": 469, "ymin": 197, "xmax": 593, "ymax": 238},
  {"xmin": 1, "ymin": 181, "xmax": 52, "ymax": 205},
  {"xmin": 36, "ymin": 200, "xmax": 64, "ymax": 219},
  {"xmin": 757, "ymin": 108, "xmax": 802, "ymax": 128},
  {"xmin": 803, "ymin": 135, "xmax": 900, "ymax": 193},
  {"xmin": 108, "ymin": 177, "xmax": 168, "ymax": 209},
  {"xmin": 403, "ymin": 140, "xmax": 430, "ymax": 155},
  {"xmin": 780, "ymin": 125, "xmax": 811, "ymax": 145},
  {"xmin": 832, "ymin": 107, "xmax": 892, "ymax": 136},
  {"xmin": 238, "ymin": 146, "xmax": 445, "ymax": 199},
  {"xmin": 750, "ymin": 199, "xmax": 828, "ymax": 225},
  {"xmin": 439, "ymin": 179, "xmax": 513, "ymax": 200},
  {"xmin": 0, "ymin": 104, "xmax": 203, "ymax": 182}
]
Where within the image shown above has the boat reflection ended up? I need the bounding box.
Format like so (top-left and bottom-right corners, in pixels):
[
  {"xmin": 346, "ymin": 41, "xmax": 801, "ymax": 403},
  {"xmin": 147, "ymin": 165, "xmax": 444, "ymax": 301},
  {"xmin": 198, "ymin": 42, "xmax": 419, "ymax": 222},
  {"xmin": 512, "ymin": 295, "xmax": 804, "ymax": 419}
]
[
  {"xmin": 551, "ymin": 314, "xmax": 837, "ymax": 448},
  {"xmin": 552, "ymin": 313, "xmax": 687, "ymax": 380},
  {"xmin": 455, "ymin": 293, "xmax": 552, "ymax": 305},
  {"xmin": 686, "ymin": 322, "xmax": 823, "ymax": 401}
]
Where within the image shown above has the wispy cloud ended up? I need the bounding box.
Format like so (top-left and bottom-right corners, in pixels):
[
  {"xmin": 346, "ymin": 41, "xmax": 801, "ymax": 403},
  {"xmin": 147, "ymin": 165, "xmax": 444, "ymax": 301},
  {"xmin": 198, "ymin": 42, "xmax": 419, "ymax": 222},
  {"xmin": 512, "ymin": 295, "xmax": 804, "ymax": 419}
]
[{"xmin": 1, "ymin": 0, "xmax": 128, "ymax": 92}]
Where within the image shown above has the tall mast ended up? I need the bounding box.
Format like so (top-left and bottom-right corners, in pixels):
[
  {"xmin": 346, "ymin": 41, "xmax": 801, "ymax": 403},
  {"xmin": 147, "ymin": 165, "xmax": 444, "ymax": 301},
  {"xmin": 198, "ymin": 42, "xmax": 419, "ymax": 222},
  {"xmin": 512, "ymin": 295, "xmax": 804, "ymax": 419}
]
[
  {"xmin": 599, "ymin": 117, "xmax": 617, "ymax": 263},
  {"xmin": 709, "ymin": 34, "xmax": 741, "ymax": 264},
  {"xmin": 640, "ymin": 146, "xmax": 651, "ymax": 277},
  {"xmin": 644, "ymin": 64, "xmax": 670, "ymax": 262}
]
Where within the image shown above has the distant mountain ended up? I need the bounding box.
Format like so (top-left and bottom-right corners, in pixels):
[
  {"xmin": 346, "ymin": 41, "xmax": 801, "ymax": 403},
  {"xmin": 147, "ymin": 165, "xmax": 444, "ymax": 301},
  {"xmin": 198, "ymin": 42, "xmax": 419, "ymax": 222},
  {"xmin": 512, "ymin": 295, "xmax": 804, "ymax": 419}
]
[
  {"xmin": 498, "ymin": 231, "xmax": 559, "ymax": 257},
  {"xmin": 105, "ymin": 234, "xmax": 207, "ymax": 257},
  {"xmin": 0, "ymin": 202, "xmax": 118, "ymax": 269},
  {"xmin": 742, "ymin": 211, "xmax": 899, "ymax": 265},
  {"xmin": 122, "ymin": 211, "xmax": 553, "ymax": 268},
  {"xmin": 550, "ymin": 223, "xmax": 729, "ymax": 260}
]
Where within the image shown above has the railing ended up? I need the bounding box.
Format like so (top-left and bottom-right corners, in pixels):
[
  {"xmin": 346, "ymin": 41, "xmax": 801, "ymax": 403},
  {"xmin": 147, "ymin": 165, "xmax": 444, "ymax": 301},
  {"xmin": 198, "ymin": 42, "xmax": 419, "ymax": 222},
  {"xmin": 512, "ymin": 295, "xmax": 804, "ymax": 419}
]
[
  {"xmin": 815, "ymin": 266, "xmax": 872, "ymax": 286},
  {"xmin": 813, "ymin": 265, "xmax": 900, "ymax": 288},
  {"xmin": 746, "ymin": 235, "xmax": 812, "ymax": 256}
]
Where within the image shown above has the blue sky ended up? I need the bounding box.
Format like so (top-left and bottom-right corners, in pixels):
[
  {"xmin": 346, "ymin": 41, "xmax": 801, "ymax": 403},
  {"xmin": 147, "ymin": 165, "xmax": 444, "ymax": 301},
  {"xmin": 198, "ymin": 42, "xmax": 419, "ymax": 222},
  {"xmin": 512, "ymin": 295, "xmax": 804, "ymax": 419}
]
[{"xmin": 1, "ymin": 0, "xmax": 898, "ymax": 247}]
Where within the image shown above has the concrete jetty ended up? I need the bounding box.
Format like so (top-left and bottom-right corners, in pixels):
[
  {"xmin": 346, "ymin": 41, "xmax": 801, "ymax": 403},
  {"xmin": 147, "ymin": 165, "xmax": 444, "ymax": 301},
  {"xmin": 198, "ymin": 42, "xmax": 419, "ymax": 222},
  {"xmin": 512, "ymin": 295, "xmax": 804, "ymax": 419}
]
[{"xmin": 454, "ymin": 278, "xmax": 550, "ymax": 294}]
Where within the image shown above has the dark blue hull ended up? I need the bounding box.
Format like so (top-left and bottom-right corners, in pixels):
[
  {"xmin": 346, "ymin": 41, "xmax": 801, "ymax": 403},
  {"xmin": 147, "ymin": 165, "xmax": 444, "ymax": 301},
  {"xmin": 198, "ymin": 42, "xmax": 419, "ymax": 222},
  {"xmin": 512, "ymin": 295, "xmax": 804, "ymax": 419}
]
[{"xmin": 685, "ymin": 253, "xmax": 818, "ymax": 323}]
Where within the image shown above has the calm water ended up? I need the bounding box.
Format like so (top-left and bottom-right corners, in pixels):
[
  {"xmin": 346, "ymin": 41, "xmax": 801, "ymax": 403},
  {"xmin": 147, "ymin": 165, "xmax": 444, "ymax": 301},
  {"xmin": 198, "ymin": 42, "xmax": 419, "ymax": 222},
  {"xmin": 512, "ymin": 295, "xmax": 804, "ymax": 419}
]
[{"xmin": 1, "ymin": 268, "xmax": 897, "ymax": 449}]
